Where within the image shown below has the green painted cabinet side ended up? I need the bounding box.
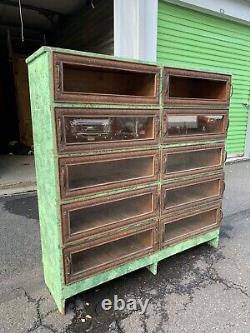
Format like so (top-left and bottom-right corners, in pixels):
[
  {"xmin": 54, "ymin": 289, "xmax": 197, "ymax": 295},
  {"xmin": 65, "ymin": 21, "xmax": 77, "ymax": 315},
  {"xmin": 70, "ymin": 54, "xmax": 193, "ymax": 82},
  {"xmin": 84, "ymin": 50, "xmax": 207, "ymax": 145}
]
[{"xmin": 27, "ymin": 51, "xmax": 64, "ymax": 311}]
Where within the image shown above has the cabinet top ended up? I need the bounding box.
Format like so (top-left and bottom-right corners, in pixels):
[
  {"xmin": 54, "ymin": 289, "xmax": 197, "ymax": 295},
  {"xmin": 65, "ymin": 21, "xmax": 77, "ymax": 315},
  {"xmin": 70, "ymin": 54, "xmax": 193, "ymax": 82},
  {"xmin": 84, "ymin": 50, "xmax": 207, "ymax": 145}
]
[
  {"xmin": 26, "ymin": 46, "xmax": 231, "ymax": 78},
  {"xmin": 25, "ymin": 46, "xmax": 157, "ymax": 67}
]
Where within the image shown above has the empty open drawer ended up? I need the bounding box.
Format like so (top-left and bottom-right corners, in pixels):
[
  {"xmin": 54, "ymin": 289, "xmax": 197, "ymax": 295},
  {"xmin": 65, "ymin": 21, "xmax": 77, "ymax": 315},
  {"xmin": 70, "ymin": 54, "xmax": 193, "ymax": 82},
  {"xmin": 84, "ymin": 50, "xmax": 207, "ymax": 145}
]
[
  {"xmin": 61, "ymin": 187, "xmax": 158, "ymax": 243},
  {"xmin": 56, "ymin": 108, "xmax": 160, "ymax": 152},
  {"xmin": 64, "ymin": 225, "xmax": 156, "ymax": 283},
  {"xmin": 53, "ymin": 53, "xmax": 160, "ymax": 104},
  {"xmin": 59, "ymin": 150, "xmax": 159, "ymax": 198},
  {"xmin": 161, "ymin": 174, "xmax": 224, "ymax": 214},
  {"xmin": 162, "ymin": 144, "xmax": 224, "ymax": 178},
  {"xmin": 162, "ymin": 204, "xmax": 221, "ymax": 246},
  {"xmin": 162, "ymin": 111, "xmax": 228, "ymax": 143},
  {"xmin": 163, "ymin": 68, "xmax": 231, "ymax": 106}
]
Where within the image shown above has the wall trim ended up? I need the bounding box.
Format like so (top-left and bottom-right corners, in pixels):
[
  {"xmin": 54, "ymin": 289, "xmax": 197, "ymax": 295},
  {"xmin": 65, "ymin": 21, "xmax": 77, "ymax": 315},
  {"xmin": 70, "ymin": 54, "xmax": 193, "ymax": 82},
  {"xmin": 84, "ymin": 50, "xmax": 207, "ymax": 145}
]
[
  {"xmin": 163, "ymin": 0, "xmax": 250, "ymax": 25},
  {"xmin": 114, "ymin": 0, "xmax": 158, "ymax": 61}
]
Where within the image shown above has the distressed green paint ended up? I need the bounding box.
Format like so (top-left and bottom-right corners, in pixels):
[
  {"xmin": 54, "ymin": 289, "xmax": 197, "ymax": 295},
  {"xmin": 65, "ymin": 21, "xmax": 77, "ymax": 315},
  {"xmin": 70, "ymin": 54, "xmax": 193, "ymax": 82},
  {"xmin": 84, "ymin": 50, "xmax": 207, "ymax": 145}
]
[
  {"xmin": 208, "ymin": 235, "xmax": 220, "ymax": 248},
  {"xmin": 27, "ymin": 51, "xmax": 65, "ymax": 312},
  {"xmin": 147, "ymin": 262, "xmax": 158, "ymax": 275},
  {"xmin": 157, "ymin": 1, "xmax": 250, "ymax": 155},
  {"xmin": 27, "ymin": 47, "xmax": 223, "ymax": 313}
]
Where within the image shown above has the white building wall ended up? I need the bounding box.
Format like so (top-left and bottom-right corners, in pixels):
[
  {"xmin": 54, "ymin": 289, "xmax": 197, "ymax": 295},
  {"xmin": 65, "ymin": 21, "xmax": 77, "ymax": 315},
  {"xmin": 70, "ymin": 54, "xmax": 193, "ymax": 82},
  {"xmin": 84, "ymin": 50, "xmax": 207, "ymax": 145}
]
[
  {"xmin": 114, "ymin": 0, "xmax": 250, "ymax": 61},
  {"xmin": 114, "ymin": 0, "xmax": 158, "ymax": 61}
]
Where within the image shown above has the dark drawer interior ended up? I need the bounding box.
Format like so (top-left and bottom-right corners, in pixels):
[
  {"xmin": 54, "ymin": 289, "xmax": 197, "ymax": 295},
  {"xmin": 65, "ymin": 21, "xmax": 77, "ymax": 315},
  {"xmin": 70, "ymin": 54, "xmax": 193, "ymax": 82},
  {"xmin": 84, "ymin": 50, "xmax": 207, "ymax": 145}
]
[
  {"xmin": 163, "ymin": 208, "xmax": 219, "ymax": 245},
  {"xmin": 62, "ymin": 63, "xmax": 156, "ymax": 98},
  {"xmin": 62, "ymin": 189, "xmax": 156, "ymax": 241},
  {"xmin": 163, "ymin": 178, "xmax": 221, "ymax": 211},
  {"xmin": 164, "ymin": 148, "xmax": 222, "ymax": 174},
  {"xmin": 65, "ymin": 228, "xmax": 154, "ymax": 282},
  {"xmin": 168, "ymin": 76, "xmax": 228, "ymax": 101},
  {"xmin": 67, "ymin": 157, "xmax": 154, "ymax": 189},
  {"xmin": 60, "ymin": 151, "xmax": 159, "ymax": 197}
]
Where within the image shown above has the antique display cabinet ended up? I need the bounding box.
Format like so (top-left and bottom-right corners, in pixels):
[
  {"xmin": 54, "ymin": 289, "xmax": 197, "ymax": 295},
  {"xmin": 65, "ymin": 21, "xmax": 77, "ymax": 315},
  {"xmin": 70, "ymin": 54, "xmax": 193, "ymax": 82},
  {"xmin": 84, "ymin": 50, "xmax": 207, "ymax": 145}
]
[{"xmin": 27, "ymin": 47, "xmax": 231, "ymax": 313}]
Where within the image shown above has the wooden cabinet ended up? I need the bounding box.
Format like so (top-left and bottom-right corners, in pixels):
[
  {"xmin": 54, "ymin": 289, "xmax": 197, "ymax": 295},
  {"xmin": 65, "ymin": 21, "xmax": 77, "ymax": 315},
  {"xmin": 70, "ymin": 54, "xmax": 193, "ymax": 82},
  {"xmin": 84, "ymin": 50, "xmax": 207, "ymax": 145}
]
[
  {"xmin": 162, "ymin": 110, "xmax": 228, "ymax": 143},
  {"xmin": 61, "ymin": 186, "xmax": 159, "ymax": 243},
  {"xmin": 161, "ymin": 202, "xmax": 222, "ymax": 247},
  {"xmin": 53, "ymin": 53, "xmax": 160, "ymax": 104},
  {"xmin": 59, "ymin": 150, "xmax": 159, "ymax": 198},
  {"xmin": 161, "ymin": 173, "xmax": 224, "ymax": 214},
  {"xmin": 56, "ymin": 108, "xmax": 160, "ymax": 152},
  {"xmin": 162, "ymin": 68, "xmax": 231, "ymax": 107},
  {"xmin": 161, "ymin": 143, "xmax": 224, "ymax": 179},
  {"xmin": 27, "ymin": 47, "xmax": 230, "ymax": 313},
  {"xmin": 64, "ymin": 222, "xmax": 157, "ymax": 284}
]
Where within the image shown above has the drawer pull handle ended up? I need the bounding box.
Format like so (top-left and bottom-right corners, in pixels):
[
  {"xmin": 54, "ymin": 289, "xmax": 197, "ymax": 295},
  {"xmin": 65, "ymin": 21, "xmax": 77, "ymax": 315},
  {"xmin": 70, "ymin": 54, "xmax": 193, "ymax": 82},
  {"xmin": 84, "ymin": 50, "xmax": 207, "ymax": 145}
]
[
  {"xmin": 224, "ymin": 151, "xmax": 227, "ymax": 163},
  {"xmin": 164, "ymin": 75, "xmax": 169, "ymax": 96},
  {"xmin": 65, "ymin": 255, "xmax": 71, "ymax": 275},
  {"xmin": 222, "ymin": 181, "xmax": 226, "ymax": 195},
  {"xmin": 226, "ymin": 118, "xmax": 230, "ymax": 132},
  {"xmin": 58, "ymin": 118, "xmax": 63, "ymax": 145},
  {"xmin": 56, "ymin": 63, "xmax": 62, "ymax": 92},
  {"xmin": 219, "ymin": 209, "xmax": 224, "ymax": 222}
]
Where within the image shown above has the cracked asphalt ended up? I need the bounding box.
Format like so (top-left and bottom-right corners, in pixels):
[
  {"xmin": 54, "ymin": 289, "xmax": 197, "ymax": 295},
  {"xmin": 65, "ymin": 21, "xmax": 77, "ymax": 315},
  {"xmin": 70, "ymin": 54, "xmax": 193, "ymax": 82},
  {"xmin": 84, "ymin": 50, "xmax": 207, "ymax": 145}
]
[{"xmin": 0, "ymin": 161, "xmax": 250, "ymax": 333}]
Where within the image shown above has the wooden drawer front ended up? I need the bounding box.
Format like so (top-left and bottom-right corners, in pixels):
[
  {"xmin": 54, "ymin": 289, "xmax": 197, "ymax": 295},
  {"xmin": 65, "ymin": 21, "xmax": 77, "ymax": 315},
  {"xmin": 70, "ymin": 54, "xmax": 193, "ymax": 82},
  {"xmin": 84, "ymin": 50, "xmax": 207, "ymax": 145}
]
[
  {"xmin": 162, "ymin": 110, "xmax": 228, "ymax": 143},
  {"xmin": 53, "ymin": 53, "xmax": 160, "ymax": 104},
  {"xmin": 161, "ymin": 202, "xmax": 222, "ymax": 247},
  {"xmin": 61, "ymin": 187, "xmax": 159, "ymax": 243},
  {"xmin": 64, "ymin": 223, "xmax": 157, "ymax": 283},
  {"xmin": 161, "ymin": 174, "xmax": 224, "ymax": 214},
  {"xmin": 162, "ymin": 144, "xmax": 224, "ymax": 179},
  {"xmin": 162, "ymin": 68, "xmax": 231, "ymax": 107},
  {"xmin": 59, "ymin": 150, "xmax": 160, "ymax": 199},
  {"xmin": 56, "ymin": 108, "xmax": 160, "ymax": 153}
]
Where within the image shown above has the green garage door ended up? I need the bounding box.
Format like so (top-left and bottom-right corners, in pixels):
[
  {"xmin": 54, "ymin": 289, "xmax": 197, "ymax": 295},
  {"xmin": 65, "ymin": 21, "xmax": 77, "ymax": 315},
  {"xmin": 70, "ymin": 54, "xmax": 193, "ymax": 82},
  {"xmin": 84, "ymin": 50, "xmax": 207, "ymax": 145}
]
[{"xmin": 157, "ymin": 1, "xmax": 250, "ymax": 156}]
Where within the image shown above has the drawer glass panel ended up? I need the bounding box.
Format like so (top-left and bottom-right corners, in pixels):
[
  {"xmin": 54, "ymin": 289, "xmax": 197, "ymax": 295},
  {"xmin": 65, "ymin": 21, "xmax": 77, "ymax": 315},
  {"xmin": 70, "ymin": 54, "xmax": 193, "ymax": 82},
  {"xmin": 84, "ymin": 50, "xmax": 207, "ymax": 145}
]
[
  {"xmin": 71, "ymin": 230, "xmax": 153, "ymax": 274},
  {"xmin": 166, "ymin": 148, "xmax": 222, "ymax": 173},
  {"xmin": 167, "ymin": 115, "xmax": 224, "ymax": 136},
  {"xmin": 164, "ymin": 180, "xmax": 220, "ymax": 209},
  {"xmin": 64, "ymin": 115, "xmax": 154, "ymax": 143},
  {"xmin": 63, "ymin": 63, "xmax": 156, "ymax": 97},
  {"xmin": 67, "ymin": 156, "xmax": 154, "ymax": 189},
  {"xmin": 164, "ymin": 209, "xmax": 218, "ymax": 244},
  {"xmin": 69, "ymin": 193, "xmax": 153, "ymax": 235}
]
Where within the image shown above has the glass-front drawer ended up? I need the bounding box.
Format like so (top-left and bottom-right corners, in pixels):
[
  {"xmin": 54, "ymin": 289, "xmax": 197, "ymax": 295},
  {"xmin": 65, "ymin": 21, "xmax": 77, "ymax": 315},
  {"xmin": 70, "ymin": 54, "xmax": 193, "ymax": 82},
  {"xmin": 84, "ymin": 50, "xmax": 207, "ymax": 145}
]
[
  {"xmin": 59, "ymin": 150, "xmax": 159, "ymax": 198},
  {"xmin": 63, "ymin": 224, "xmax": 157, "ymax": 283},
  {"xmin": 162, "ymin": 203, "xmax": 221, "ymax": 246},
  {"xmin": 162, "ymin": 144, "xmax": 224, "ymax": 179},
  {"xmin": 161, "ymin": 174, "xmax": 224, "ymax": 214},
  {"xmin": 56, "ymin": 108, "xmax": 160, "ymax": 152},
  {"xmin": 162, "ymin": 68, "xmax": 231, "ymax": 106},
  {"xmin": 162, "ymin": 111, "xmax": 228, "ymax": 142},
  {"xmin": 61, "ymin": 187, "xmax": 159, "ymax": 243},
  {"xmin": 53, "ymin": 53, "xmax": 160, "ymax": 104}
]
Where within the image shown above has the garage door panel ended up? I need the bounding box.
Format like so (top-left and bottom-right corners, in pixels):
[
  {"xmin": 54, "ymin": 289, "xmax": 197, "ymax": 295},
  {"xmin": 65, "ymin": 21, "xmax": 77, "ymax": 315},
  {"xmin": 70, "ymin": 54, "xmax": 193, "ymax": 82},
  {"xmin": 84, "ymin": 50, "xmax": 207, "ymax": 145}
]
[{"xmin": 158, "ymin": 1, "xmax": 250, "ymax": 156}]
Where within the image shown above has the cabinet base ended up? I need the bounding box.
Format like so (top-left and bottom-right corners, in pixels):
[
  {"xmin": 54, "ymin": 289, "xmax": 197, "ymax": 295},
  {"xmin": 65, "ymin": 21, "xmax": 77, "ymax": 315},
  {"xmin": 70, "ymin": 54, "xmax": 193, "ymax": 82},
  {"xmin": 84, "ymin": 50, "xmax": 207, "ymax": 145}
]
[{"xmin": 47, "ymin": 229, "xmax": 220, "ymax": 314}]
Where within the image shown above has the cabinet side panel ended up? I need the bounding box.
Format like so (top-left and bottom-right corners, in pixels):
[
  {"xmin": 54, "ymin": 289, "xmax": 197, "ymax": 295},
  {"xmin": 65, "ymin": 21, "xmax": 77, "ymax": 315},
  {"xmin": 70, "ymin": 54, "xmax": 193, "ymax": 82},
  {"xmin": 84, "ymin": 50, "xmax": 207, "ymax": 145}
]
[{"xmin": 27, "ymin": 52, "xmax": 64, "ymax": 303}]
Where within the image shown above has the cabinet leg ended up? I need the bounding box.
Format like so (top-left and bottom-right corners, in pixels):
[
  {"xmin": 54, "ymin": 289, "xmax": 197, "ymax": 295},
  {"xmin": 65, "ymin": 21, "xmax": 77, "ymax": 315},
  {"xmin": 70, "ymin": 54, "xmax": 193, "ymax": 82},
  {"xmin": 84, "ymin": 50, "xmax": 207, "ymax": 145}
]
[
  {"xmin": 147, "ymin": 262, "xmax": 158, "ymax": 275},
  {"xmin": 208, "ymin": 236, "xmax": 220, "ymax": 249},
  {"xmin": 53, "ymin": 296, "xmax": 65, "ymax": 314},
  {"xmin": 58, "ymin": 299, "xmax": 66, "ymax": 315}
]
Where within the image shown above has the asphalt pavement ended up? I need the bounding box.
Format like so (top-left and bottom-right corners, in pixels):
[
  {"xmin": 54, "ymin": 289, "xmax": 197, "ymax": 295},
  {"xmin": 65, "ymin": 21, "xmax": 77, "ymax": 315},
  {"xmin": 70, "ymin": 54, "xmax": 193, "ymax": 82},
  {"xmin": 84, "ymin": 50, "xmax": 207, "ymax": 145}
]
[{"xmin": 0, "ymin": 161, "xmax": 250, "ymax": 333}]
